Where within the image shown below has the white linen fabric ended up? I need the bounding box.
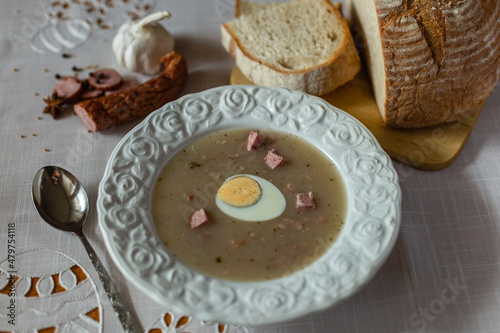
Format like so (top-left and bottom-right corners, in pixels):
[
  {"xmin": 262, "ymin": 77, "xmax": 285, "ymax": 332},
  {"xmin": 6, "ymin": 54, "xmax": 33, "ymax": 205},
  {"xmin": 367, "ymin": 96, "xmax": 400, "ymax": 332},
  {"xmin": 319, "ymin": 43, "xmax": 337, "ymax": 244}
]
[{"xmin": 0, "ymin": 0, "xmax": 499, "ymax": 332}]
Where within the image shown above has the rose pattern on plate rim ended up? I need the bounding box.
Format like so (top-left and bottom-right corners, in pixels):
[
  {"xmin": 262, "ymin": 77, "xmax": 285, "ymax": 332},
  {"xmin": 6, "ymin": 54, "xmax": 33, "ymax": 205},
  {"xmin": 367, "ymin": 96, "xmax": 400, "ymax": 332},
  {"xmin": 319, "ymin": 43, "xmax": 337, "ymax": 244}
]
[{"xmin": 98, "ymin": 85, "xmax": 401, "ymax": 325}]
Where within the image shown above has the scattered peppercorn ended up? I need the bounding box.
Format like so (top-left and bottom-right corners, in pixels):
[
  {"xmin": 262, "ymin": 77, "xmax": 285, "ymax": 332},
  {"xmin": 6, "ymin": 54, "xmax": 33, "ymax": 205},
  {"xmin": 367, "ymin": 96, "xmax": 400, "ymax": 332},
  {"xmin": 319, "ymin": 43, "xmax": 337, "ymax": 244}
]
[
  {"xmin": 127, "ymin": 11, "xmax": 139, "ymax": 20},
  {"xmin": 81, "ymin": 78, "xmax": 90, "ymax": 89}
]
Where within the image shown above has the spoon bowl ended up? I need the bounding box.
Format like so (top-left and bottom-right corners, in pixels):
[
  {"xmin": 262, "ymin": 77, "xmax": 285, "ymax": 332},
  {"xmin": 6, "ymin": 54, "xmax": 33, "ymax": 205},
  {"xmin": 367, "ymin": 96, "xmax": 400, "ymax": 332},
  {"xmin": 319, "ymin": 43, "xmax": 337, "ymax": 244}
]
[
  {"xmin": 32, "ymin": 166, "xmax": 89, "ymax": 232},
  {"xmin": 32, "ymin": 166, "xmax": 142, "ymax": 333}
]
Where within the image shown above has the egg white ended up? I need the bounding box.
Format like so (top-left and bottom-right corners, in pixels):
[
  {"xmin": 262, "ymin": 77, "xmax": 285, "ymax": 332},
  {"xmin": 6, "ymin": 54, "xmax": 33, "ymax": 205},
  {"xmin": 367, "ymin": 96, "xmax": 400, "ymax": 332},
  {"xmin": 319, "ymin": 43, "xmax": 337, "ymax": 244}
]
[{"xmin": 215, "ymin": 174, "xmax": 286, "ymax": 222}]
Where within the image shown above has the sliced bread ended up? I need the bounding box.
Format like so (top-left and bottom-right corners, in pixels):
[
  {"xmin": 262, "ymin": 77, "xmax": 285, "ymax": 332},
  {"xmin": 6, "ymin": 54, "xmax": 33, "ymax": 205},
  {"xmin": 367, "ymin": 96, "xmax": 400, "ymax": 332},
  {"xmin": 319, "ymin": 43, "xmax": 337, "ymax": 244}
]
[
  {"xmin": 234, "ymin": 0, "xmax": 282, "ymax": 17},
  {"xmin": 347, "ymin": 0, "xmax": 500, "ymax": 128},
  {"xmin": 221, "ymin": 0, "xmax": 361, "ymax": 96}
]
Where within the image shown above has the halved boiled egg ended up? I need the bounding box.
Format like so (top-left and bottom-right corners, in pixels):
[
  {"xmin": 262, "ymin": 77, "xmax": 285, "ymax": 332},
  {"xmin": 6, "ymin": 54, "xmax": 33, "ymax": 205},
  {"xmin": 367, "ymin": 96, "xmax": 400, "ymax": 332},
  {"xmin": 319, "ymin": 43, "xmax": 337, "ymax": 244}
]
[{"xmin": 216, "ymin": 174, "xmax": 286, "ymax": 222}]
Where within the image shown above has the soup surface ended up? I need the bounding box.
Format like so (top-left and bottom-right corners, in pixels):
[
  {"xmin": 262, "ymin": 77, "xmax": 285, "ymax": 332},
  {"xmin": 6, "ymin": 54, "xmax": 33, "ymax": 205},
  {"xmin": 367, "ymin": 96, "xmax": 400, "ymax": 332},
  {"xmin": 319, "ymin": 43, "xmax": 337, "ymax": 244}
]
[{"xmin": 152, "ymin": 128, "xmax": 346, "ymax": 281}]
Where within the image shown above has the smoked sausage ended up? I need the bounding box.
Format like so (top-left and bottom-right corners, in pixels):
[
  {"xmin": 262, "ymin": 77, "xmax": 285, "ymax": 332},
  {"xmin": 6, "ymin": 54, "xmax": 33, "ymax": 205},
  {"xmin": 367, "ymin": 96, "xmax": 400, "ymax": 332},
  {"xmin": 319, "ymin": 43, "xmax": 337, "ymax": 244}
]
[
  {"xmin": 74, "ymin": 51, "xmax": 187, "ymax": 132},
  {"xmin": 88, "ymin": 68, "xmax": 123, "ymax": 90},
  {"xmin": 53, "ymin": 76, "xmax": 82, "ymax": 101}
]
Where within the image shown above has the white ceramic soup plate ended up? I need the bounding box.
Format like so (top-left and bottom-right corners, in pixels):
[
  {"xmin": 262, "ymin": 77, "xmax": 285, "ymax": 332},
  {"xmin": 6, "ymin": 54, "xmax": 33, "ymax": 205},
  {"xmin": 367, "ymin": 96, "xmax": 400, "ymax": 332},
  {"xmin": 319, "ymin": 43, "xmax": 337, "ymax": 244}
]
[{"xmin": 98, "ymin": 85, "xmax": 401, "ymax": 326}]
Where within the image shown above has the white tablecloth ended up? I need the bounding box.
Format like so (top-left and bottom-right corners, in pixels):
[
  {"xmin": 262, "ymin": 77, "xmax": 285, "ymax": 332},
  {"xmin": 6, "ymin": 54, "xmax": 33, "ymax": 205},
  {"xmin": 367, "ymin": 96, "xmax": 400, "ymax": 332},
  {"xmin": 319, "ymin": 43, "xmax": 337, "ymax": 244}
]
[{"xmin": 1, "ymin": 0, "xmax": 499, "ymax": 332}]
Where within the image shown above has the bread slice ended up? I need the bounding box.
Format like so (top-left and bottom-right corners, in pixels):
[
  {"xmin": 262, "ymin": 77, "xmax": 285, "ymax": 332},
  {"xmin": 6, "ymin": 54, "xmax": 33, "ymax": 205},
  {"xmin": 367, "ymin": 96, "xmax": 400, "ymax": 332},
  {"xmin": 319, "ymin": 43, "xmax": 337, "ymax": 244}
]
[
  {"xmin": 347, "ymin": 0, "xmax": 500, "ymax": 128},
  {"xmin": 221, "ymin": 0, "xmax": 361, "ymax": 96},
  {"xmin": 234, "ymin": 0, "xmax": 282, "ymax": 17},
  {"xmin": 235, "ymin": 0, "xmax": 343, "ymax": 19}
]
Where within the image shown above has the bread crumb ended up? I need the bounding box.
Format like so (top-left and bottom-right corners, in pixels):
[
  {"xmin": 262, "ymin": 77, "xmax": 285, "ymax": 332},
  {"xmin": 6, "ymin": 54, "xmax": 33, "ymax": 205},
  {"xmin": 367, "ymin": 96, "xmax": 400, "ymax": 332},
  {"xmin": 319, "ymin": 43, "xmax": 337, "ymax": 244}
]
[
  {"xmin": 13, "ymin": 68, "xmax": 19, "ymax": 72},
  {"xmin": 34, "ymin": 92, "xmax": 39, "ymax": 96},
  {"xmin": 20, "ymin": 135, "xmax": 26, "ymax": 138},
  {"xmin": 44, "ymin": 148, "xmax": 50, "ymax": 152}
]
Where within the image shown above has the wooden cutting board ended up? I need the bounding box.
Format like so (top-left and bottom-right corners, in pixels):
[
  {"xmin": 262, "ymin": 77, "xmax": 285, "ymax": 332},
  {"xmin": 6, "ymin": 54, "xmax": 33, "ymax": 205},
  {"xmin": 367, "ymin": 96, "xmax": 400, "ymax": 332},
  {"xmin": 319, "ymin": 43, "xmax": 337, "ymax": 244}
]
[{"xmin": 230, "ymin": 66, "xmax": 483, "ymax": 171}]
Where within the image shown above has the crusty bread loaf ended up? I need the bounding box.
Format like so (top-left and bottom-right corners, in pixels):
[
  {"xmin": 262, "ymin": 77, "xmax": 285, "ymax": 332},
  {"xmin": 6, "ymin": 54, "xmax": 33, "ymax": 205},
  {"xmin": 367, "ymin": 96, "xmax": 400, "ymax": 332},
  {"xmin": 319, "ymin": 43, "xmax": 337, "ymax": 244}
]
[
  {"xmin": 221, "ymin": 0, "xmax": 361, "ymax": 96},
  {"xmin": 347, "ymin": 0, "xmax": 500, "ymax": 128}
]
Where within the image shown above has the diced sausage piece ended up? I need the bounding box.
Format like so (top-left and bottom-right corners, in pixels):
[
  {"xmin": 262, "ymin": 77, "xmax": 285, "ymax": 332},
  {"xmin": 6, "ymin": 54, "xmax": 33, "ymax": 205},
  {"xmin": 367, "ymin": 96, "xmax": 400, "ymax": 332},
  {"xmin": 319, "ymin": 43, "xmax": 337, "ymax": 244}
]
[
  {"xmin": 105, "ymin": 80, "xmax": 135, "ymax": 95},
  {"xmin": 88, "ymin": 68, "xmax": 123, "ymax": 90},
  {"xmin": 296, "ymin": 192, "xmax": 315, "ymax": 212},
  {"xmin": 190, "ymin": 208, "xmax": 210, "ymax": 229},
  {"xmin": 264, "ymin": 149, "xmax": 286, "ymax": 169},
  {"xmin": 53, "ymin": 76, "xmax": 83, "ymax": 101},
  {"xmin": 246, "ymin": 130, "xmax": 265, "ymax": 151}
]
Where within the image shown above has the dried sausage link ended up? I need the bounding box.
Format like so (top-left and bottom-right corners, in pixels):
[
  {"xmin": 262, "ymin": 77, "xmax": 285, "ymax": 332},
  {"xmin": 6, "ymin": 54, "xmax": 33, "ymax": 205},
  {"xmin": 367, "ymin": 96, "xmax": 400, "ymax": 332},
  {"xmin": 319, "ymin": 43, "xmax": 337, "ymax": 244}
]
[
  {"xmin": 74, "ymin": 51, "xmax": 188, "ymax": 132},
  {"xmin": 53, "ymin": 76, "xmax": 83, "ymax": 101}
]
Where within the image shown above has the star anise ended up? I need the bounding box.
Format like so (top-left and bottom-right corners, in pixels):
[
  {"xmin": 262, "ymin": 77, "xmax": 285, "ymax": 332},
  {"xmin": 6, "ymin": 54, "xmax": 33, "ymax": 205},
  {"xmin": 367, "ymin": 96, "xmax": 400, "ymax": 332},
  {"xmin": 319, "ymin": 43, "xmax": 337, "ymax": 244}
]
[{"xmin": 43, "ymin": 93, "xmax": 66, "ymax": 119}]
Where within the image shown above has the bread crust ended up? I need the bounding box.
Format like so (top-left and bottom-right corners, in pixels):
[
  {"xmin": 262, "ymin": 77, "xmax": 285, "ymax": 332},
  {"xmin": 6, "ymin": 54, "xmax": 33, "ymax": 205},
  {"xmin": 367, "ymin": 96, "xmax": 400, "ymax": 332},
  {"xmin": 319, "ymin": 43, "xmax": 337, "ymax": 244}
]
[
  {"xmin": 221, "ymin": 0, "xmax": 361, "ymax": 96},
  {"xmin": 350, "ymin": 0, "xmax": 500, "ymax": 128}
]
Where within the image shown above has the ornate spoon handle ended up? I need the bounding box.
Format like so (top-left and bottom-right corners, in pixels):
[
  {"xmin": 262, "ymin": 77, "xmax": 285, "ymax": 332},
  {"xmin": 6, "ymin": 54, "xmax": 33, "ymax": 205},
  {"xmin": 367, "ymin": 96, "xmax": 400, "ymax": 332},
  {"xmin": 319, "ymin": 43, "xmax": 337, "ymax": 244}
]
[{"xmin": 74, "ymin": 229, "xmax": 142, "ymax": 333}]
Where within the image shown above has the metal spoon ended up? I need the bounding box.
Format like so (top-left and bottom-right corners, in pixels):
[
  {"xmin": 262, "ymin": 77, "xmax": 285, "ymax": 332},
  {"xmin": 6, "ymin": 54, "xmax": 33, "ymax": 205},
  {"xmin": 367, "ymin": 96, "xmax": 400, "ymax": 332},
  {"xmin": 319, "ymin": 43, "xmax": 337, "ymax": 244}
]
[{"xmin": 32, "ymin": 166, "xmax": 142, "ymax": 333}]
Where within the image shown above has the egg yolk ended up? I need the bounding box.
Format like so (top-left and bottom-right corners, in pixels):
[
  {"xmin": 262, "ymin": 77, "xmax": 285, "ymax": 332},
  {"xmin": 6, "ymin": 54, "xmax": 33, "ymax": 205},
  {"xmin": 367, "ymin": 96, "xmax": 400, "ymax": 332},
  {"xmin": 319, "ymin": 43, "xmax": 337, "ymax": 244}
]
[{"xmin": 217, "ymin": 176, "xmax": 262, "ymax": 207}]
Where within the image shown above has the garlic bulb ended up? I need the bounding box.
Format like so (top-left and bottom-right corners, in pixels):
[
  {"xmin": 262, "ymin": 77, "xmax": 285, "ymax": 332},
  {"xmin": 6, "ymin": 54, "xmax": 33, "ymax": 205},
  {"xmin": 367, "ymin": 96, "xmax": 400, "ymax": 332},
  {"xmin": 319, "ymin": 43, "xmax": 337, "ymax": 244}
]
[{"xmin": 112, "ymin": 11, "xmax": 174, "ymax": 75}]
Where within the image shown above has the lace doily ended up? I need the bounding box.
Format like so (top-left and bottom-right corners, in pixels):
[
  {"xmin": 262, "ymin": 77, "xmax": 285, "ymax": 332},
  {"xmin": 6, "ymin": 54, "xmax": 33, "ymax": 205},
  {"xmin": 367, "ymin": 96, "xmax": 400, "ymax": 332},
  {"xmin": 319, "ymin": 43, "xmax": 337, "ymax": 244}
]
[
  {"xmin": 0, "ymin": 247, "xmax": 250, "ymax": 332},
  {"xmin": 0, "ymin": 248, "xmax": 102, "ymax": 332}
]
